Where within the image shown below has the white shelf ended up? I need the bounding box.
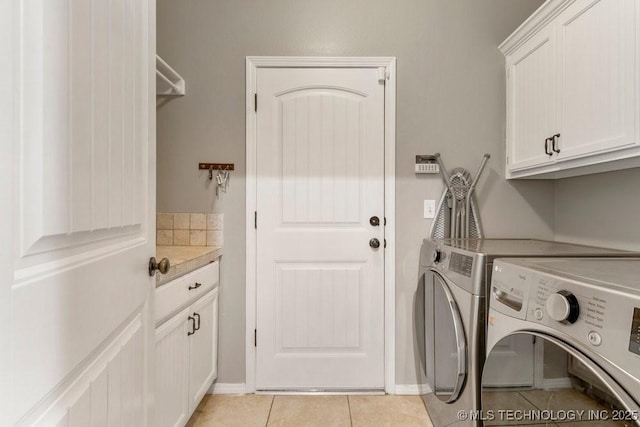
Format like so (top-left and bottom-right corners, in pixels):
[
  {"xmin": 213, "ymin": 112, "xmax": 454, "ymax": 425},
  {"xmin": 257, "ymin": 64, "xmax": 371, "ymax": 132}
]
[{"xmin": 156, "ymin": 55, "xmax": 185, "ymax": 96}]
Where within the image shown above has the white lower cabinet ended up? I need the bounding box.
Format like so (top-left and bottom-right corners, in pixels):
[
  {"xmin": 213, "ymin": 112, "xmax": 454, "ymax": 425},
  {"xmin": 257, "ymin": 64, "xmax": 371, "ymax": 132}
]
[
  {"xmin": 154, "ymin": 264, "xmax": 219, "ymax": 427},
  {"xmin": 188, "ymin": 289, "xmax": 219, "ymax": 414},
  {"xmin": 155, "ymin": 308, "xmax": 191, "ymax": 427}
]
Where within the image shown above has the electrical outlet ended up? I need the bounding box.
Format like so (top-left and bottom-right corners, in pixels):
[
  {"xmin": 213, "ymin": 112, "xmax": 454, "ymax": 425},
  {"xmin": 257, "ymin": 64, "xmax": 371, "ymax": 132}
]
[{"xmin": 424, "ymin": 200, "xmax": 436, "ymax": 219}]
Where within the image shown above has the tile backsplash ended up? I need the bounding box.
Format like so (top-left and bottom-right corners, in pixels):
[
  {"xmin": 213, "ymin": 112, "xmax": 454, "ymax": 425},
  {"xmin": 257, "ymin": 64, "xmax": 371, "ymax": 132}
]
[{"xmin": 157, "ymin": 213, "xmax": 223, "ymax": 247}]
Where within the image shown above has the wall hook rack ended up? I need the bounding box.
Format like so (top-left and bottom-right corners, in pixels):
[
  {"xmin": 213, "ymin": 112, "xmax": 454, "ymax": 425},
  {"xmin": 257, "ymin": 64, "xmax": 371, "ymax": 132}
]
[
  {"xmin": 199, "ymin": 163, "xmax": 235, "ymax": 173},
  {"xmin": 199, "ymin": 163, "xmax": 235, "ymax": 195}
]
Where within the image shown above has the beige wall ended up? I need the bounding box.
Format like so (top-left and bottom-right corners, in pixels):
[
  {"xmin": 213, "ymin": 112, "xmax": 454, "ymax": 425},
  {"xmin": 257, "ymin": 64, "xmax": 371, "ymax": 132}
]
[{"xmin": 156, "ymin": 0, "xmax": 550, "ymax": 385}]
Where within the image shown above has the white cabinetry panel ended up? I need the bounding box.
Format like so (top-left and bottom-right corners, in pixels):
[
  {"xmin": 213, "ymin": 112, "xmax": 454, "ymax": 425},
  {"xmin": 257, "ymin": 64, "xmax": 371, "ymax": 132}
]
[
  {"xmin": 501, "ymin": 0, "xmax": 639, "ymax": 179},
  {"xmin": 155, "ymin": 309, "xmax": 190, "ymax": 427},
  {"xmin": 507, "ymin": 26, "xmax": 556, "ymax": 171},
  {"xmin": 154, "ymin": 267, "xmax": 220, "ymax": 426},
  {"xmin": 556, "ymin": 0, "xmax": 637, "ymax": 160},
  {"xmin": 188, "ymin": 289, "xmax": 219, "ymax": 414}
]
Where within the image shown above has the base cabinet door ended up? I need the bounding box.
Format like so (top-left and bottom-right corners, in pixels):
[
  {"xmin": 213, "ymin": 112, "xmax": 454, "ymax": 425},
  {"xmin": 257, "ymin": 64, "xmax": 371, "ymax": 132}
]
[
  {"xmin": 154, "ymin": 308, "xmax": 190, "ymax": 427},
  {"xmin": 154, "ymin": 287, "xmax": 220, "ymax": 426},
  {"xmin": 188, "ymin": 289, "xmax": 219, "ymax": 414}
]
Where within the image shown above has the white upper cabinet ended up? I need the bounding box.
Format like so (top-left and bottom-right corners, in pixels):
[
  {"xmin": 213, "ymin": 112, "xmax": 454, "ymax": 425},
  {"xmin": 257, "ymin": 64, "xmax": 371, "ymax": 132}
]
[
  {"xmin": 507, "ymin": 25, "xmax": 557, "ymax": 171},
  {"xmin": 501, "ymin": 0, "xmax": 639, "ymax": 179}
]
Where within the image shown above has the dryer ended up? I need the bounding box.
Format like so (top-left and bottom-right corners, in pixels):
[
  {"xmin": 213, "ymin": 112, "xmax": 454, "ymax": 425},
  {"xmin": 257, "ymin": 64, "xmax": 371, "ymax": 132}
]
[
  {"xmin": 417, "ymin": 239, "xmax": 637, "ymax": 427},
  {"xmin": 483, "ymin": 258, "xmax": 640, "ymax": 426}
]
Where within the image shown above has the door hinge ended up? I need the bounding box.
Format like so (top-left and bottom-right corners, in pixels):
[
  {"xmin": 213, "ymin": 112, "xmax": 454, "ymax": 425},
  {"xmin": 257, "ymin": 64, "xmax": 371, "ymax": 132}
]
[
  {"xmin": 254, "ymin": 329, "xmax": 257, "ymax": 347},
  {"xmin": 254, "ymin": 93, "xmax": 257, "ymax": 112},
  {"xmin": 254, "ymin": 211, "xmax": 257, "ymax": 229},
  {"xmin": 377, "ymin": 67, "xmax": 388, "ymax": 84}
]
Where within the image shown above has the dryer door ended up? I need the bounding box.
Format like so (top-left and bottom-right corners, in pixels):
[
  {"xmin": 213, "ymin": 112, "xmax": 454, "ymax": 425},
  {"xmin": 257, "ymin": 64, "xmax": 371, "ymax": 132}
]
[
  {"xmin": 425, "ymin": 268, "xmax": 467, "ymax": 403},
  {"xmin": 482, "ymin": 332, "xmax": 639, "ymax": 426}
]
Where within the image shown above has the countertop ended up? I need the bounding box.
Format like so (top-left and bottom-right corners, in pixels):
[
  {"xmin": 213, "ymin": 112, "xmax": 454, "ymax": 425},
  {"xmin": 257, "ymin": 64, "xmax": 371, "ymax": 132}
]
[{"xmin": 156, "ymin": 245, "xmax": 223, "ymax": 287}]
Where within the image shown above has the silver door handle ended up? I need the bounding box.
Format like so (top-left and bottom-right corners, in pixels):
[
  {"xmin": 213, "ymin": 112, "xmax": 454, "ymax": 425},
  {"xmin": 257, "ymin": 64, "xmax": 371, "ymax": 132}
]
[{"xmin": 149, "ymin": 257, "xmax": 170, "ymax": 276}]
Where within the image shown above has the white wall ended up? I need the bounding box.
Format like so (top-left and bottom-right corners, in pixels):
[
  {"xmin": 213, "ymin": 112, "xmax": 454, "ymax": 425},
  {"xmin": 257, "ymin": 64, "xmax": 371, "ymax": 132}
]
[{"xmin": 156, "ymin": 0, "xmax": 550, "ymax": 386}]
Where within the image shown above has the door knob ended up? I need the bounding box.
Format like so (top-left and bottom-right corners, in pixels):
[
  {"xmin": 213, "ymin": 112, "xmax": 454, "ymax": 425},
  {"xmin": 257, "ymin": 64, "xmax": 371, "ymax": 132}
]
[
  {"xmin": 369, "ymin": 238, "xmax": 380, "ymax": 249},
  {"xmin": 369, "ymin": 216, "xmax": 380, "ymax": 226},
  {"xmin": 149, "ymin": 257, "xmax": 171, "ymax": 276}
]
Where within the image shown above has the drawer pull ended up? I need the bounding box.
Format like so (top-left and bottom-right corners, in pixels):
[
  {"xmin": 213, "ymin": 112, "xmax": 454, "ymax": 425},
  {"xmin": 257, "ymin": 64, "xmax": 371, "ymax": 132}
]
[
  {"xmin": 551, "ymin": 133, "xmax": 561, "ymax": 153},
  {"xmin": 544, "ymin": 137, "xmax": 553, "ymax": 156},
  {"xmin": 194, "ymin": 312, "xmax": 201, "ymax": 331},
  {"xmin": 189, "ymin": 282, "xmax": 202, "ymax": 291},
  {"xmin": 187, "ymin": 315, "xmax": 196, "ymax": 336}
]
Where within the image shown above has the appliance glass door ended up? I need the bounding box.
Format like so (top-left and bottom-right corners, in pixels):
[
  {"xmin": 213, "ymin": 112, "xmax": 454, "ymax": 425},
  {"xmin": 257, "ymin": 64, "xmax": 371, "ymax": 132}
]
[
  {"xmin": 482, "ymin": 333, "xmax": 638, "ymax": 426},
  {"xmin": 425, "ymin": 268, "xmax": 467, "ymax": 403}
]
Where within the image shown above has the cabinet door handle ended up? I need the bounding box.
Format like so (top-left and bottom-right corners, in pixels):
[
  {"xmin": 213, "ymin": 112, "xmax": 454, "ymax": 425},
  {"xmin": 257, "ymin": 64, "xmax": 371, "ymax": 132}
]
[
  {"xmin": 187, "ymin": 315, "xmax": 196, "ymax": 336},
  {"xmin": 551, "ymin": 133, "xmax": 561, "ymax": 153},
  {"xmin": 544, "ymin": 137, "xmax": 552, "ymax": 156},
  {"xmin": 194, "ymin": 312, "xmax": 201, "ymax": 331},
  {"xmin": 188, "ymin": 282, "xmax": 202, "ymax": 291}
]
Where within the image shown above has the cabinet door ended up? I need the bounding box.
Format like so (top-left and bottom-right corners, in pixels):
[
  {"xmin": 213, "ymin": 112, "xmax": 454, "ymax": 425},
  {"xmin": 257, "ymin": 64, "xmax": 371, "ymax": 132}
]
[
  {"xmin": 155, "ymin": 308, "xmax": 191, "ymax": 427},
  {"xmin": 556, "ymin": 0, "xmax": 637, "ymax": 160},
  {"xmin": 188, "ymin": 288, "xmax": 219, "ymax": 414},
  {"xmin": 506, "ymin": 26, "xmax": 557, "ymax": 171}
]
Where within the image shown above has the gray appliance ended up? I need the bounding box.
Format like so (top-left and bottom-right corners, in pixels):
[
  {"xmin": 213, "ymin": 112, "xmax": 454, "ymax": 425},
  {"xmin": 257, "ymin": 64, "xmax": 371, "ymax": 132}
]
[
  {"xmin": 483, "ymin": 258, "xmax": 640, "ymax": 426},
  {"xmin": 417, "ymin": 239, "xmax": 636, "ymax": 427}
]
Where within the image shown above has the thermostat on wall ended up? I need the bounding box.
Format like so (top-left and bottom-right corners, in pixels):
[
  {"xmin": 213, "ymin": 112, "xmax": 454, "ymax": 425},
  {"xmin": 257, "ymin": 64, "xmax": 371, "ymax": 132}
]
[{"xmin": 415, "ymin": 155, "xmax": 439, "ymax": 174}]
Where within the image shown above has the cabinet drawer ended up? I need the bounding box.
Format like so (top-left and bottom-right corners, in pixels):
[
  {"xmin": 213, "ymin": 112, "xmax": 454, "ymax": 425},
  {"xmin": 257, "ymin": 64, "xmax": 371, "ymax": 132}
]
[{"xmin": 156, "ymin": 261, "xmax": 219, "ymax": 325}]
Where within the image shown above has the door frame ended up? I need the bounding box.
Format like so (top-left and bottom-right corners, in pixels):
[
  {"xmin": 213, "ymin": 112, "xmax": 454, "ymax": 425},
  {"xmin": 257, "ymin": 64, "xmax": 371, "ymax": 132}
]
[{"xmin": 245, "ymin": 56, "xmax": 396, "ymax": 394}]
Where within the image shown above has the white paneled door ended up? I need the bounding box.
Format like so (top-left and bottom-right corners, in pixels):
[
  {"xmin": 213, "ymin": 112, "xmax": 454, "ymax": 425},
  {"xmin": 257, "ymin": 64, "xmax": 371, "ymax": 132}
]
[
  {"xmin": 2, "ymin": 0, "xmax": 155, "ymax": 425},
  {"xmin": 255, "ymin": 68, "xmax": 385, "ymax": 390}
]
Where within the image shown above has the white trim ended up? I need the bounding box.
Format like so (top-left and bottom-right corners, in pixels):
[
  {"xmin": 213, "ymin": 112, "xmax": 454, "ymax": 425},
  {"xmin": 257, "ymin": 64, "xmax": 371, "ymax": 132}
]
[
  {"xmin": 208, "ymin": 383, "xmax": 248, "ymax": 395},
  {"xmin": 542, "ymin": 377, "xmax": 573, "ymax": 389},
  {"xmin": 394, "ymin": 384, "xmax": 432, "ymax": 396},
  {"xmin": 245, "ymin": 56, "xmax": 397, "ymax": 394},
  {"xmin": 499, "ymin": 0, "xmax": 577, "ymax": 55}
]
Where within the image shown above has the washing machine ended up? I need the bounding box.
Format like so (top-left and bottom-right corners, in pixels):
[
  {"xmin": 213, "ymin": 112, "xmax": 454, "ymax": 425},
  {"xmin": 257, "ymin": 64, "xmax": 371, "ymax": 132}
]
[
  {"xmin": 483, "ymin": 258, "xmax": 640, "ymax": 426},
  {"xmin": 417, "ymin": 239, "xmax": 637, "ymax": 427}
]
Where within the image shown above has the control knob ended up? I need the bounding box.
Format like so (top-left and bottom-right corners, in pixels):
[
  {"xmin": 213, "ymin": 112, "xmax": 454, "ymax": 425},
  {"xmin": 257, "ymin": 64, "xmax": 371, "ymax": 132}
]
[
  {"xmin": 545, "ymin": 290, "xmax": 580, "ymax": 324},
  {"xmin": 433, "ymin": 249, "xmax": 442, "ymax": 264}
]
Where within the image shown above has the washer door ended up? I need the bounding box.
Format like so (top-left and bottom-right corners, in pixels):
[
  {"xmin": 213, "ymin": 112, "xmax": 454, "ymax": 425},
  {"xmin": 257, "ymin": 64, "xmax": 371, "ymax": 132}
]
[
  {"xmin": 483, "ymin": 332, "xmax": 639, "ymax": 426},
  {"xmin": 425, "ymin": 268, "xmax": 467, "ymax": 403}
]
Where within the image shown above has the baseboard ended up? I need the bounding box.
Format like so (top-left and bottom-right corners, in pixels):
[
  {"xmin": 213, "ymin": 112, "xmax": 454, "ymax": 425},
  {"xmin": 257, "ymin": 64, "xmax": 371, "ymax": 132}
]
[
  {"xmin": 542, "ymin": 378, "xmax": 572, "ymax": 389},
  {"xmin": 394, "ymin": 384, "xmax": 432, "ymax": 395},
  {"xmin": 208, "ymin": 382, "xmax": 433, "ymax": 396},
  {"xmin": 208, "ymin": 382, "xmax": 248, "ymax": 395}
]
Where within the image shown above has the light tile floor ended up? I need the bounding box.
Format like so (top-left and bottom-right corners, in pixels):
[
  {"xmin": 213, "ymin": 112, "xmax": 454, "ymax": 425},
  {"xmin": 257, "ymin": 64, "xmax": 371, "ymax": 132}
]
[
  {"xmin": 483, "ymin": 389, "xmax": 629, "ymax": 426},
  {"xmin": 186, "ymin": 394, "xmax": 434, "ymax": 427}
]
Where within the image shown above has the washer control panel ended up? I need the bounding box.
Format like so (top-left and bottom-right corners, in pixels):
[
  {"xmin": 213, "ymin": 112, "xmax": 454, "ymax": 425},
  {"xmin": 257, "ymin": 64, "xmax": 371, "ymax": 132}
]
[
  {"xmin": 491, "ymin": 259, "xmax": 640, "ymax": 377},
  {"xmin": 630, "ymin": 308, "xmax": 640, "ymax": 356}
]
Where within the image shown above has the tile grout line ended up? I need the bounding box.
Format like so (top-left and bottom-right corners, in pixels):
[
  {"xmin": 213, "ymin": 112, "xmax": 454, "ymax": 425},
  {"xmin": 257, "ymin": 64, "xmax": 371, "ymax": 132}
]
[
  {"xmin": 265, "ymin": 395, "xmax": 275, "ymax": 427},
  {"xmin": 347, "ymin": 395, "xmax": 353, "ymax": 427}
]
